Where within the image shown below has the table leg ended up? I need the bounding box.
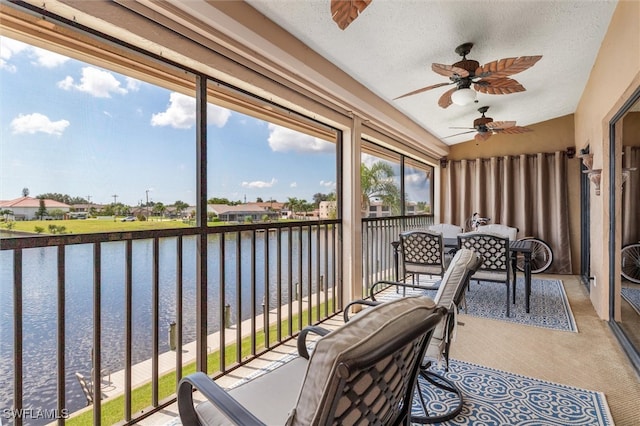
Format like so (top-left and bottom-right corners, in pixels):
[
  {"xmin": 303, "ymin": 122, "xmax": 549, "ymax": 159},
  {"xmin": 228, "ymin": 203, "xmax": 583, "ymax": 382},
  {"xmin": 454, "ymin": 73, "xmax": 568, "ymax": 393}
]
[
  {"xmin": 525, "ymin": 251, "xmax": 532, "ymax": 313},
  {"xmin": 511, "ymin": 252, "xmax": 517, "ymax": 304}
]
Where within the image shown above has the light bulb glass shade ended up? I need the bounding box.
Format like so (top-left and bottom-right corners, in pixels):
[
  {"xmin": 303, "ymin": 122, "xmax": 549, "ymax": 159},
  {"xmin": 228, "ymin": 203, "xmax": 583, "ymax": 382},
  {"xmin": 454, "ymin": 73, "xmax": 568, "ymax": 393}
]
[{"xmin": 451, "ymin": 88, "xmax": 477, "ymax": 106}]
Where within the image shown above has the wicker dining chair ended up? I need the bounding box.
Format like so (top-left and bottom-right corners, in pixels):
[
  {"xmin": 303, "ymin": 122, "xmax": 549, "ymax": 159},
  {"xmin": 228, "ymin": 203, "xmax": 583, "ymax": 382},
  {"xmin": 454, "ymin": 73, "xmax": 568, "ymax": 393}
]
[
  {"xmin": 399, "ymin": 230, "xmax": 446, "ymax": 290},
  {"xmin": 458, "ymin": 232, "xmax": 513, "ymax": 317}
]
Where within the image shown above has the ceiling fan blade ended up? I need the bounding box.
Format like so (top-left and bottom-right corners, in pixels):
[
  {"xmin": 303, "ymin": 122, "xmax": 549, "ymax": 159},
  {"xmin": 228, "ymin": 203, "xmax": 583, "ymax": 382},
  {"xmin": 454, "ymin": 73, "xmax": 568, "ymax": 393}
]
[
  {"xmin": 432, "ymin": 63, "xmax": 470, "ymax": 79},
  {"xmin": 448, "ymin": 126, "xmax": 476, "ymax": 130},
  {"xmin": 475, "ymin": 56, "xmax": 542, "ymax": 79},
  {"xmin": 475, "ymin": 132, "xmax": 492, "ymax": 143},
  {"xmin": 444, "ymin": 130, "xmax": 477, "ymax": 138},
  {"xmin": 331, "ymin": 0, "xmax": 372, "ymax": 30},
  {"xmin": 474, "ymin": 78, "xmax": 525, "ymax": 95},
  {"xmin": 487, "ymin": 121, "xmax": 516, "ymax": 129},
  {"xmin": 438, "ymin": 87, "xmax": 457, "ymax": 109},
  {"xmin": 496, "ymin": 126, "xmax": 533, "ymax": 134},
  {"xmin": 393, "ymin": 82, "xmax": 452, "ymax": 100}
]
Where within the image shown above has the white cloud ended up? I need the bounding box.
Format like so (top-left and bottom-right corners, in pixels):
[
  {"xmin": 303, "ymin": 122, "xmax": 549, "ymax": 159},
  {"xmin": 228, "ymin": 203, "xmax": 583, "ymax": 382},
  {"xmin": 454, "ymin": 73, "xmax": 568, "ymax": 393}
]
[
  {"xmin": 57, "ymin": 66, "xmax": 127, "ymax": 98},
  {"xmin": 242, "ymin": 178, "xmax": 277, "ymax": 189},
  {"xmin": 151, "ymin": 92, "xmax": 231, "ymax": 129},
  {"xmin": 361, "ymin": 153, "xmax": 379, "ymax": 168},
  {"xmin": 405, "ymin": 172, "xmax": 428, "ymax": 184},
  {"xmin": 1, "ymin": 37, "xmax": 69, "ymax": 71},
  {"xmin": 320, "ymin": 180, "xmax": 335, "ymax": 188},
  {"xmin": 10, "ymin": 113, "xmax": 70, "ymax": 136},
  {"xmin": 57, "ymin": 76, "xmax": 74, "ymax": 90},
  {"xmin": 267, "ymin": 124, "xmax": 334, "ymax": 154},
  {"xmin": 208, "ymin": 103, "xmax": 232, "ymax": 127},
  {"xmin": 125, "ymin": 77, "xmax": 141, "ymax": 91},
  {"xmin": 31, "ymin": 46, "xmax": 68, "ymax": 68},
  {"xmin": 0, "ymin": 37, "xmax": 28, "ymax": 72},
  {"xmin": 290, "ymin": 182, "xmax": 297, "ymax": 188}
]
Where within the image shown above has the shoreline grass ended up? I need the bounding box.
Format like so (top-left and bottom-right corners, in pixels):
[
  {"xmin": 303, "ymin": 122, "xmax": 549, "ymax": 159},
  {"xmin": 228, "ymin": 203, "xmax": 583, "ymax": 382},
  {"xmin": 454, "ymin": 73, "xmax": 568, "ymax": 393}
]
[{"xmin": 67, "ymin": 301, "xmax": 334, "ymax": 425}]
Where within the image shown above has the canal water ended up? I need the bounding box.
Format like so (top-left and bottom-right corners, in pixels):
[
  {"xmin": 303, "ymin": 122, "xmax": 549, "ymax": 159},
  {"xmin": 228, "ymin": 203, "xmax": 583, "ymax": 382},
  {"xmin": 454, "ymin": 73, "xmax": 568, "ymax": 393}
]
[{"xmin": 0, "ymin": 229, "xmax": 335, "ymax": 423}]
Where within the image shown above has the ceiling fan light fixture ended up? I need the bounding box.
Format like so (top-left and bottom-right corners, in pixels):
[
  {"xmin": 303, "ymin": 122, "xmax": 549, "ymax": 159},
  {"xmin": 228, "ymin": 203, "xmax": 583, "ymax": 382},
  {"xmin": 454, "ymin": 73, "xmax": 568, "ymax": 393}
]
[{"xmin": 451, "ymin": 88, "xmax": 477, "ymax": 106}]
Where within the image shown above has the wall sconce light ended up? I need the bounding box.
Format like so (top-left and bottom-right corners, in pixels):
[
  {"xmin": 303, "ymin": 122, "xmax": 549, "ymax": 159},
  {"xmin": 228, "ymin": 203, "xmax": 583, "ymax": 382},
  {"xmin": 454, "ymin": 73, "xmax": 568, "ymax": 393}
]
[
  {"xmin": 440, "ymin": 157, "xmax": 448, "ymax": 169},
  {"xmin": 622, "ymin": 167, "xmax": 637, "ymax": 185},
  {"xmin": 578, "ymin": 152, "xmax": 594, "ymax": 170},
  {"xmin": 583, "ymin": 169, "xmax": 602, "ymax": 195},
  {"xmin": 566, "ymin": 146, "xmax": 576, "ymax": 159}
]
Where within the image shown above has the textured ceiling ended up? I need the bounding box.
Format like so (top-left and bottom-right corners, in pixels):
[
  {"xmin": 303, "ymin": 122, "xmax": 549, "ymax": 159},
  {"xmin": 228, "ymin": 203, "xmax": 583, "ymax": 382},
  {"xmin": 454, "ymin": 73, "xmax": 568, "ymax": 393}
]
[{"xmin": 241, "ymin": 0, "xmax": 617, "ymax": 145}]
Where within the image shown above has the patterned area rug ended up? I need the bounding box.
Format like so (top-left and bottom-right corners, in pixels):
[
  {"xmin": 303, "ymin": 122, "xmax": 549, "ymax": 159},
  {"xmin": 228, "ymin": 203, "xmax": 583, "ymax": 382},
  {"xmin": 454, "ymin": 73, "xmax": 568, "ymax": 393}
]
[
  {"xmin": 379, "ymin": 277, "xmax": 578, "ymax": 332},
  {"xmin": 414, "ymin": 359, "xmax": 613, "ymax": 425},
  {"xmin": 167, "ymin": 357, "xmax": 612, "ymax": 426},
  {"xmin": 622, "ymin": 287, "xmax": 640, "ymax": 315}
]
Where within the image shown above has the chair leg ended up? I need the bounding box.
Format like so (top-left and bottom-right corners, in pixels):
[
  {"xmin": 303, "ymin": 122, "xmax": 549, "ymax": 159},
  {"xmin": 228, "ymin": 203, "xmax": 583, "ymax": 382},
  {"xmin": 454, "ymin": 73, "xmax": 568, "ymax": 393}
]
[
  {"xmin": 506, "ymin": 282, "xmax": 510, "ymax": 317},
  {"xmin": 411, "ymin": 367, "xmax": 464, "ymax": 424}
]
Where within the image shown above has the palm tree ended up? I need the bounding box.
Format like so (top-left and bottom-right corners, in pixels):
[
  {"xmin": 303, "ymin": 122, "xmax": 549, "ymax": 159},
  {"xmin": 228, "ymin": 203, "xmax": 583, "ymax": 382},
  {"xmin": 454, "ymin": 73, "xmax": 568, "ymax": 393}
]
[
  {"xmin": 152, "ymin": 202, "xmax": 166, "ymax": 219},
  {"xmin": 286, "ymin": 197, "xmax": 300, "ymax": 218},
  {"xmin": 0, "ymin": 209, "xmax": 13, "ymax": 221},
  {"xmin": 360, "ymin": 161, "xmax": 401, "ymax": 215},
  {"xmin": 174, "ymin": 200, "xmax": 189, "ymax": 217}
]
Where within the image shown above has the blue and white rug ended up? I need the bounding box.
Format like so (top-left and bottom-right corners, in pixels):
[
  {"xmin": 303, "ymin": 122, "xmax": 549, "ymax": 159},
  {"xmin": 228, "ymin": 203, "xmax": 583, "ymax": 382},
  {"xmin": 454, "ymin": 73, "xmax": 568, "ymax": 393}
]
[
  {"xmin": 413, "ymin": 359, "xmax": 613, "ymax": 425},
  {"xmin": 379, "ymin": 277, "xmax": 577, "ymax": 332},
  {"xmin": 621, "ymin": 287, "xmax": 640, "ymax": 315}
]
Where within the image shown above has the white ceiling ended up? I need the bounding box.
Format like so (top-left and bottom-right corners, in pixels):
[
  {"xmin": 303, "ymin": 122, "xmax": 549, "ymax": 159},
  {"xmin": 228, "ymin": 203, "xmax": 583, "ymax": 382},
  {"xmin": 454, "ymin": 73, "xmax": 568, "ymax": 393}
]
[{"xmin": 240, "ymin": 0, "xmax": 617, "ymax": 145}]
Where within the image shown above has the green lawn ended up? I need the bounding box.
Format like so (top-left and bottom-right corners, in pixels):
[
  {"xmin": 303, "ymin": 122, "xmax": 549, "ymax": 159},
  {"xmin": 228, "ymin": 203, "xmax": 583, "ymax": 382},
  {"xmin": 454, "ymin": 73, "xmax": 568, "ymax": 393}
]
[
  {"xmin": 2, "ymin": 218, "xmax": 305, "ymax": 235},
  {"xmin": 67, "ymin": 301, "xmax": 334, "ymax": 425},
  {"xmin": 4, "ymin": 218, "xmax": 194, "ymax": 235}
]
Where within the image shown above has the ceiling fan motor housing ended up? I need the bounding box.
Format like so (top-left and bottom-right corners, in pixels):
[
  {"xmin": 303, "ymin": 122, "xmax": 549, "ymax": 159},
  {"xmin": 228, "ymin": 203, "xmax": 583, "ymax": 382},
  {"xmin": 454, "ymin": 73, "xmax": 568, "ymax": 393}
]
[
  {"xmin": 452, "ymin": 59, "xmax": 479, "ymax": 89},
  {"xmin": 473, "ymin": 115, "xmax": 493, "ymax": 132}
]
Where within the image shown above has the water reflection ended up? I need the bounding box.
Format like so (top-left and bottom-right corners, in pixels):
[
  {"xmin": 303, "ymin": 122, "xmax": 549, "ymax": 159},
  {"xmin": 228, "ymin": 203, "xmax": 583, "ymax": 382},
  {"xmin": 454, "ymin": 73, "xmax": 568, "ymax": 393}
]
[{"xmin": 0, "ymin": 229, "xmax": 334, "ymax": 423}]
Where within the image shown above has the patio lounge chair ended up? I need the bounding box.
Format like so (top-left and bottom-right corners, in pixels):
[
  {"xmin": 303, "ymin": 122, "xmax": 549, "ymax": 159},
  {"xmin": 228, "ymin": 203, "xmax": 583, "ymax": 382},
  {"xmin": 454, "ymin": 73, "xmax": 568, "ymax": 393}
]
[
  {"xmin": 344, "ymin": 248, "xmax": 482, "ymax": 423},
  {"xmin": 178, "ymin": 297, "xmax": 447, "ymax": 425}
]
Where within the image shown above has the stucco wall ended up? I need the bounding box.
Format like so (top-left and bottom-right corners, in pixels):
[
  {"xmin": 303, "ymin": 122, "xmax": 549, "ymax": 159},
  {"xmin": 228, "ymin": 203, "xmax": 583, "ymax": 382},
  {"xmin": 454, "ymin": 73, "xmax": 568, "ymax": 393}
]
[
  {"xmin": 574, "ymin": 0, "xmax": 640, "ymax": 320},
  {"xmin": 445, "ymin": 114, "xmax": 581, "ymax": 274}
]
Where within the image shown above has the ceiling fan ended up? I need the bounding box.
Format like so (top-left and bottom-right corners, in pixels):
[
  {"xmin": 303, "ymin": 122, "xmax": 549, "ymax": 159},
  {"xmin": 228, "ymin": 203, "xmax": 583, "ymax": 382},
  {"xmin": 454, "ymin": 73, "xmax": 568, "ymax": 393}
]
[
  {"xmin": 395, "ymin": 43, "xmax": 542, "ymax": 108},
  {"xmin": 331, "ymin": 0, "xmax": 372, "ymax": 30},
  {"xmin": 445, "ymin": 106, "xmax": 533, "ymax": 143}
]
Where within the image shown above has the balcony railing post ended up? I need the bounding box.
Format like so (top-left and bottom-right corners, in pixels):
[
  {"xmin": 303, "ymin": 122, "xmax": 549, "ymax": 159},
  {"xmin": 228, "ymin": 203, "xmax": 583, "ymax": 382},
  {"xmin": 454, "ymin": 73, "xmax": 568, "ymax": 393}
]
[{"xmin": 391, "ymin": 240, "xmax": 401, "ymax": 282}]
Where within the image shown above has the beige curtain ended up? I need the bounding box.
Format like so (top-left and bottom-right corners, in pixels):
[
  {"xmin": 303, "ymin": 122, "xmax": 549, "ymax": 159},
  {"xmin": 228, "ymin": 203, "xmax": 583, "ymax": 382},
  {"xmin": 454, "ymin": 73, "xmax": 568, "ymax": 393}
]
[
  {"xmin": 442, "ymin": 152, "xmax": 572, "ymax": 273},
  {"xmin": 622, "ymin": 146, "xmax": 640, "ymax": 246}
]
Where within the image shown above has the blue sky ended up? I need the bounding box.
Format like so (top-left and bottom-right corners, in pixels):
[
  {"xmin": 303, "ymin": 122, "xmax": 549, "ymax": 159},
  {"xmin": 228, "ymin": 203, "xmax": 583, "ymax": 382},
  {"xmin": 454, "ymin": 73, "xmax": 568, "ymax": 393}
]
[{"xmin": 0, "ymin": 36, "xmax": 338, "ymax": 206}]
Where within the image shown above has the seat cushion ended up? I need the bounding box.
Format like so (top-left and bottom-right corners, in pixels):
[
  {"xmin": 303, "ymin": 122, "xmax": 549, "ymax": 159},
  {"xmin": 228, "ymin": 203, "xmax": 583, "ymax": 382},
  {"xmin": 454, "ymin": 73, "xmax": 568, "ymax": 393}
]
[
  {"xmin": 471, "ymin": 270, "xmax": 508, "ymax": 282},
  {"xmin": 195, "ymin": 356, "xmax": 308, "ymax": 425},
  {"xmin": 289, "ymin": 296, "xmax": 437, "ymax": 425},
  {"xmin": 476, "ymin": 224, "xmax": 518, "ymax": 240}
]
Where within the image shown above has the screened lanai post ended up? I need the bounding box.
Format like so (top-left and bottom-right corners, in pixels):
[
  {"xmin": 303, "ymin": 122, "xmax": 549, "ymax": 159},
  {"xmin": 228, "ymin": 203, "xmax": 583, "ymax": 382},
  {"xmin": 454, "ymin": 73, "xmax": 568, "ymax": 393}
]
[
  {"xmin": 343, "ymin": 116, "xmax": 364, "ymax": 309},
  {"xmin": 196, "ymin": 74, "xmax": 208, "ymax": 373}
]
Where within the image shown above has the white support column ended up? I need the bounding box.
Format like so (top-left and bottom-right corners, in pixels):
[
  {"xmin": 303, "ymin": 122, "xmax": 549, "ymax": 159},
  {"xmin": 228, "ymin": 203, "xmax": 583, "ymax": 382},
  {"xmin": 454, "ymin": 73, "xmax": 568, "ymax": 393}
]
[{"xmin": 341, "ymin": 116, "xmax": 364, "ymax": 307}]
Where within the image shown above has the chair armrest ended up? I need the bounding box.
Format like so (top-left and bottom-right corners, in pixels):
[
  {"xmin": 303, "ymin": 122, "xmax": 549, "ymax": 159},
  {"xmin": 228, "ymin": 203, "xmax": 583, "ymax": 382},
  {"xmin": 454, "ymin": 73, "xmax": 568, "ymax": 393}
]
[
  {"xmin": 297, "ymin": 326, "xmax": 331, "ymax": 359},
  {"xmin": 343, "ymin": 299, "xmax": 380, "ymax": 322},
  {"xmin": 369, "ymin": 280, "xmax": 433, "ymax": 300},
  {"xmin": 178, "ymin": 372, "xmax": 264, "ymax": 426}
]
